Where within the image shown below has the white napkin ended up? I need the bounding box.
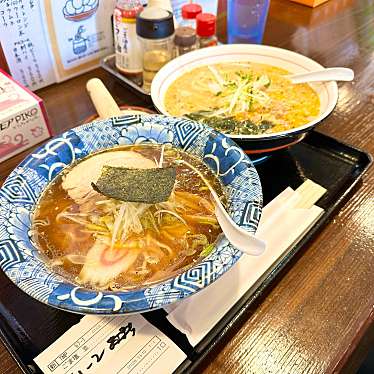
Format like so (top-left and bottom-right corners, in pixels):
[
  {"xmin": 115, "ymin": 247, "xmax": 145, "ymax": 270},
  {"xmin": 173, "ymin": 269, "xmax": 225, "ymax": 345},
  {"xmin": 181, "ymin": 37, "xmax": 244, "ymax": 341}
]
[{"xmin": 166, "ymin": 184, "xmax": 325, "ymax": 347}]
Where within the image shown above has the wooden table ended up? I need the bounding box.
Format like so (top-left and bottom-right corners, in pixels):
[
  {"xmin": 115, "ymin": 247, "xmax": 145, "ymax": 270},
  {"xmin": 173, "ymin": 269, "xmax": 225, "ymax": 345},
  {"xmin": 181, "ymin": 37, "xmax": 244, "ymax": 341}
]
[{"xmin": 1, "ymin": 0, "xmax": 373, "ymax": 373}]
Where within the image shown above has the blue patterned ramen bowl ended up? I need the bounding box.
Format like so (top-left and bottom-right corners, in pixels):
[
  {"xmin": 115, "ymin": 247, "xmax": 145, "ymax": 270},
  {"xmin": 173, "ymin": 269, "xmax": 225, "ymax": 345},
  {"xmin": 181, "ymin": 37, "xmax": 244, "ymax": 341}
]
[{"xmin": 0, "ymin": 115, "xmax": 262, "ymax": 314}]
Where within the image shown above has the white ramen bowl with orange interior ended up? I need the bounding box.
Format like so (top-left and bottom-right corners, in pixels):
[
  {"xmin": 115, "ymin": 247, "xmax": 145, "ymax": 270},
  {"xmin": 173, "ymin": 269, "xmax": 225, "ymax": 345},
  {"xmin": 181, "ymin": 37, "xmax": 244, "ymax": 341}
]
[{"xmin": 0, "ymin": 114, "xmax": 262, "ymax": 314}]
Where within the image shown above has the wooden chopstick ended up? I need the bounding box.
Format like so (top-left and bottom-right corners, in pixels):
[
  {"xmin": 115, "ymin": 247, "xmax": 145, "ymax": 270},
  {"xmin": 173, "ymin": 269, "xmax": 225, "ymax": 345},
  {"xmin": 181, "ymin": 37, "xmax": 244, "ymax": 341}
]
[{"xmin": 294, "ymin": 179, "xmax": 327, "ymax": 209}]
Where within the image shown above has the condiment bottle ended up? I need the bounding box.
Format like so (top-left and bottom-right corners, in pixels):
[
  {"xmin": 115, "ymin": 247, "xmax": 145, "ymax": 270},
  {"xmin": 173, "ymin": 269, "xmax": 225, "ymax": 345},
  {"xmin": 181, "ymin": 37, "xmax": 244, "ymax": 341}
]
[
  {"xmin": 196, "ymin": 13, "xmax": 218, "ymax": 48},
  {"xmin": 147, "ymin": 0, "xmax": 173, "ymax": 13},
  {"xmin": 174, "ymin": 26, "xmax": 198, "ymax": 57},
  {"xmin": 148, "ymin": 0, "xmax": 178, "ymax": 27},
  {"xmin": 113, "ymin": 0, "xmax": 144, "ymax": 76},
  {"xmin": 181, "ymin": 3, "xmax": 202, "ymax": 29},
  {"xmin": 136, "ymin": 7, "xmax": 175, "ymax": 91}
]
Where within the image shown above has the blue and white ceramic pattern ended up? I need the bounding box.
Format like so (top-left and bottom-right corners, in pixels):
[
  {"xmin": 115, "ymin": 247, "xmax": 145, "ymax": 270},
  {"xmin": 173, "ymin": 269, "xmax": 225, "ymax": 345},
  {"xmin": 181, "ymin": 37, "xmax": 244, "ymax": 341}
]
[{"xmin": 0, "ymin": 115, "xmax": 262, "ymax": 315}]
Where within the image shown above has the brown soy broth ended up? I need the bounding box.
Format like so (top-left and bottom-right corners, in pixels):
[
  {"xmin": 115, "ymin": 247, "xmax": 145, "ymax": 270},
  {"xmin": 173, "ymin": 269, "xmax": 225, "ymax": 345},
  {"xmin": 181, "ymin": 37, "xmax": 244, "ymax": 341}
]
[
  {"xmin": 34, "ymin": 183, "xmax": 94, "ymax": 258},
  {"xmin": 32, "ymin": 144, "xmax": 224, "ymax": 290}
]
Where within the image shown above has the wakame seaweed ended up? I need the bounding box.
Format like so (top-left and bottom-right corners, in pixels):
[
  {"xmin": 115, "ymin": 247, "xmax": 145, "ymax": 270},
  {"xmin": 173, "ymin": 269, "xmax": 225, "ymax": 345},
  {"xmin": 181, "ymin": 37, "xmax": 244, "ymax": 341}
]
[
  {"xmin": 185, "ymin": 111, "xmax": 275, "ymax": 135},
  {"xmin": 92, "ymin": 166, "xmax": 176, "ymax": 203}
]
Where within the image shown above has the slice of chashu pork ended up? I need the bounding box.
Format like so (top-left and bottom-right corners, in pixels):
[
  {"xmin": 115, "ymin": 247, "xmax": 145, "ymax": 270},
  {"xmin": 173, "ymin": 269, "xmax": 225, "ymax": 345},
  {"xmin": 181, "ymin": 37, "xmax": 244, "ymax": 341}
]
[
  {"xmin": 62, "ymin": 150, "xmax": 156, "ymax": 205},
  {"xmin": 62, "ymin": 150, "xmax": 156, "ymax": 287}
]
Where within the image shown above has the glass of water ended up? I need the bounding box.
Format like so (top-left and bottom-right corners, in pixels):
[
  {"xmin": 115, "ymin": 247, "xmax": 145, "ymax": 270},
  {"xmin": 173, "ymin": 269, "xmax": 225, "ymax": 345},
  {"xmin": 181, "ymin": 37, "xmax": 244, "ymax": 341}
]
[{"xmin": 227, "ymin": 0, "xmax": 270, "ymax": 44}]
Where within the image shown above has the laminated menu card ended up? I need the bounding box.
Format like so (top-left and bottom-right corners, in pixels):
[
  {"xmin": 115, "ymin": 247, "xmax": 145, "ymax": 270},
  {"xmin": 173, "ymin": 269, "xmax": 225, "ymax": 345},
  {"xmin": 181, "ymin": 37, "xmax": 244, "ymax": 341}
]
[
  {"xmin": 43, "ymin": 0, "xmax": 116, "ymax": 82},
  {"xmin": 0, "ymin": 0, "xmax": 115, "ymax": 90},
  {"xmin": 0, "ymin": 0, "xmax": 56, "ymax": 90}
]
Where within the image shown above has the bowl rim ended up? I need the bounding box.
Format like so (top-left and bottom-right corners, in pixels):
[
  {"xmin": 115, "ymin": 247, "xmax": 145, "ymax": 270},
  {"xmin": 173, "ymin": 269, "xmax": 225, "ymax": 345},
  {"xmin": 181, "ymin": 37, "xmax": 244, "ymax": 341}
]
[
  {"xmin": 81, "ymin": 105, "xmax": 155, "ymax": 124},
  {"xmin": 0, "ymin": 114, "xmax": 263, "ymax": 314},
  {"xmin": 151, "ymin": 44, "xmax": 339, "ymax": 140}
]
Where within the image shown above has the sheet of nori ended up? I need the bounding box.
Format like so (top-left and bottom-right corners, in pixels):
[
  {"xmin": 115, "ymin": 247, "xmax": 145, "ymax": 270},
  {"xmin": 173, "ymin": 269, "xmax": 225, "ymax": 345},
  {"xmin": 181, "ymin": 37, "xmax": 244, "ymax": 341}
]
[{"xmin": 92, "ymin": 166, "xmax": 176, "ymax": 203}]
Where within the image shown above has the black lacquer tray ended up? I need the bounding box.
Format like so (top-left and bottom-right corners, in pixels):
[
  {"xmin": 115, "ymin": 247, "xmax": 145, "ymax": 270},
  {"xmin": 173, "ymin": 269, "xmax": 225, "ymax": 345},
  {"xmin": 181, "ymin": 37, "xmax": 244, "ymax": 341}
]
[{"xmin": 0, "ymin": 131, "xmax": 371, "ymax": 374}]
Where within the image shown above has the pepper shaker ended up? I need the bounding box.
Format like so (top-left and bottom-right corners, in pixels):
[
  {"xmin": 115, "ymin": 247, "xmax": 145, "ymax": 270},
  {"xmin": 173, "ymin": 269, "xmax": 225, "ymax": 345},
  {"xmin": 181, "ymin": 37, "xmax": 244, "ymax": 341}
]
[{"xmin": 174, "ymin": 26, "xmax": 198, "ymax": 57}]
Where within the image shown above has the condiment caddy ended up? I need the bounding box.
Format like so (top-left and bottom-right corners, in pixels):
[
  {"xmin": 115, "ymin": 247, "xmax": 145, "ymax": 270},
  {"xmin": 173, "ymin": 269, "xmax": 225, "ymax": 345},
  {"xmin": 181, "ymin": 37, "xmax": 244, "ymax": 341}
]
[
  {"xmin": 111, "ymin": 0, "xmax": 218, "ymax": 93},
  {"xmin": 101, "ymin": 54, "xmax": 151, "ymax": 98}
]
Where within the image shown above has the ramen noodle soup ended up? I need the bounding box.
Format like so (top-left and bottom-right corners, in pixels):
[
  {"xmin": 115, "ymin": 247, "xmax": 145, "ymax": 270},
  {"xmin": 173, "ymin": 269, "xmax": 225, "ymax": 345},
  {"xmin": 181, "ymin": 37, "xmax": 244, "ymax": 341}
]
[
  {"xmin": 164, "ymin": 62, "xmax": 320, "ymax": 135},
  {"xmin": 32, "ymin": 145, "xmax": 224, "ymax": 291}
]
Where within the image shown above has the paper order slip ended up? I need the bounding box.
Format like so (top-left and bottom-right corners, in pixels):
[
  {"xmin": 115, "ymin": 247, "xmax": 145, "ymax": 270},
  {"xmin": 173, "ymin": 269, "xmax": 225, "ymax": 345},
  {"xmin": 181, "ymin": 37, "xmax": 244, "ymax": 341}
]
[{"xmin": 34, "ymin": 314, "xmax": 186, "ymax": 374}]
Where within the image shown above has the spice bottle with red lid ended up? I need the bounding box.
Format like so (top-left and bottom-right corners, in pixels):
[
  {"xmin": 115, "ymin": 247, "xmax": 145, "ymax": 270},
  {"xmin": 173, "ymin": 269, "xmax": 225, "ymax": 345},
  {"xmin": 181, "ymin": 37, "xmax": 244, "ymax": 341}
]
[
  {"xmin": 196, "ymin": 13, "xmax": 218, "ymax": 48},
  {"xmin": 181, "ymin": 3, "xmax": 202, "ymax": 29}
]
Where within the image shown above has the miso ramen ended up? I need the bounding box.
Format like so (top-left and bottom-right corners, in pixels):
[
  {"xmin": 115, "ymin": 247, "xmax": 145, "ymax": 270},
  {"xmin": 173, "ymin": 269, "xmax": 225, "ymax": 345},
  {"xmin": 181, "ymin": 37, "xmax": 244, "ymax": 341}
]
[
  {"xmin": 164, "ymin": 62, "xmax": 320, "ymax": 135},
  {"xmin": 32, "ymin": 145, "xmax": 224, "ymax": 291}
]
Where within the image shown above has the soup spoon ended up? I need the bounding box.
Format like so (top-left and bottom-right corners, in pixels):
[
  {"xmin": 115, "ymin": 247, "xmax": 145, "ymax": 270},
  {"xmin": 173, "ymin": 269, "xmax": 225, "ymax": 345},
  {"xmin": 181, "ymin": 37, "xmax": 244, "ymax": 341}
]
[
  {"xmin": 288, "ymin": 67, "xmax": 354, "ymax": 84},
  {"xmin": 211, "ymin": 190, "xmax": 266, "ymax": 256},
  {"xmin": 174, "ymin": 160, "xmax": 266, "ymax": 256},
  {"xmin": 86, "ymin": 78, "xmax": 149, "ymax": 118},
  {"xmin": 86, "ymin": 78, "xmax": 122, "ymax": 118}
]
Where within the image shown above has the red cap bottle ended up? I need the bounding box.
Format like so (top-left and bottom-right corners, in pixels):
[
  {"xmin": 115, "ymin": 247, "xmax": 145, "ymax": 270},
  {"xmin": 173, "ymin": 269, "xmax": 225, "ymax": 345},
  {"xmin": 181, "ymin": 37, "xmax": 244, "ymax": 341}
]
[
  {"xmin": 196, "ymin": 13, "xmax": 218, "ymax": 47},
  {"xmin": 196, "ymin": 13, "xmax": 216, "ymax": 37},
  {"xmin": 181, "ymin": 3, "xmax": 202, "ymax": 20}
]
